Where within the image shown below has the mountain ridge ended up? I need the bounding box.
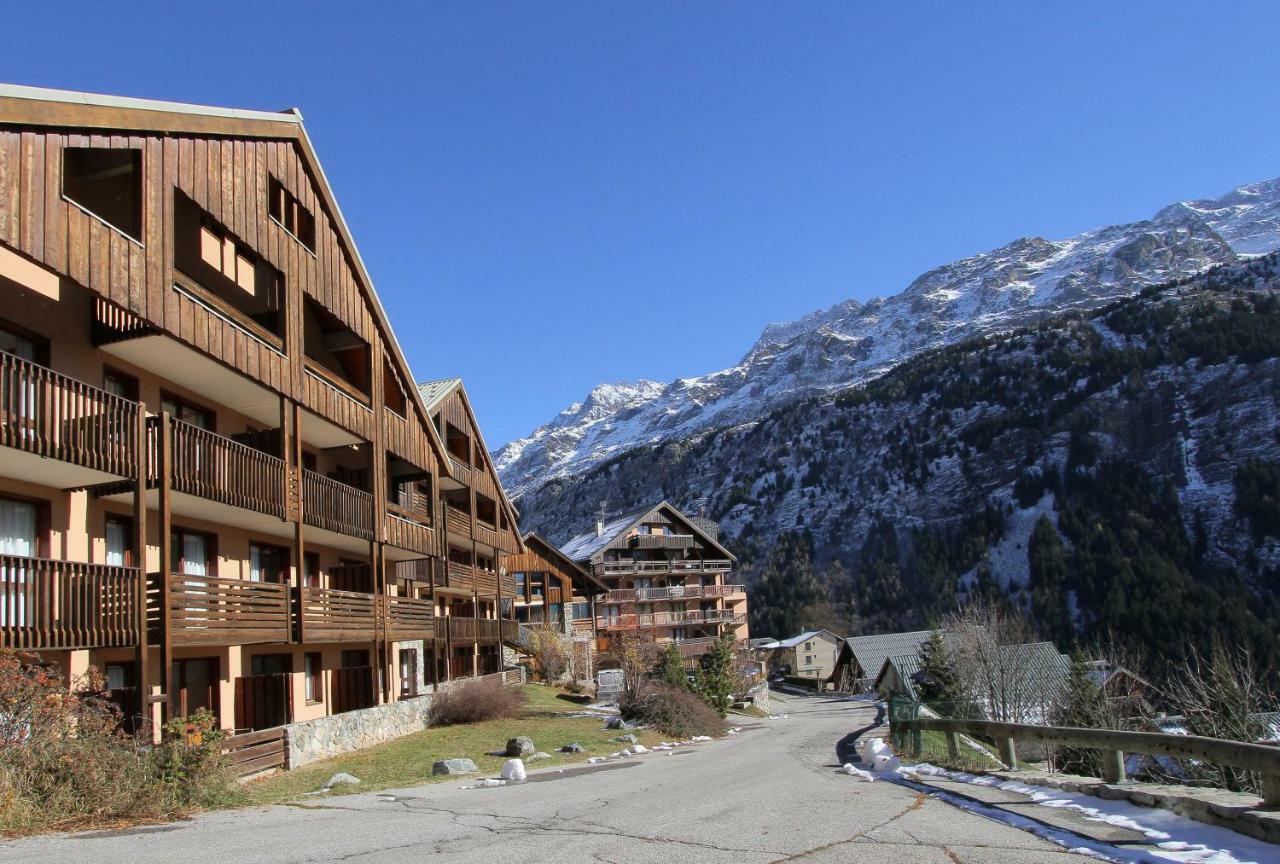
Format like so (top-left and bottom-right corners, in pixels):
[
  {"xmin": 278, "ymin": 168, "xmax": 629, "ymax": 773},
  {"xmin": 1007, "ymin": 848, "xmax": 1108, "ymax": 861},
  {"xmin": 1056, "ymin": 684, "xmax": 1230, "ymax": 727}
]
[{"xmin": 495, "ymin": 176, "xmax": 1280, "ymax": 499}]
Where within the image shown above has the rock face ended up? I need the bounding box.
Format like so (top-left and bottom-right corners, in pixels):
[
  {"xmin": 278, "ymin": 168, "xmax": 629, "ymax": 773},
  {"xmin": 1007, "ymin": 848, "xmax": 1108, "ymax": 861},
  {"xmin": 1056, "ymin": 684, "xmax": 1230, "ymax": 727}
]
[
  {"xmin": 505, "ymin": 736, "xmax": 536, "ymax": 757},
  {"xmin": 433, "ymin": 758, "xmax": 479, "ymax": 776},
  {"xmin": 497, "ymin": 176, "xmax": 1280, "ymax": 501}
]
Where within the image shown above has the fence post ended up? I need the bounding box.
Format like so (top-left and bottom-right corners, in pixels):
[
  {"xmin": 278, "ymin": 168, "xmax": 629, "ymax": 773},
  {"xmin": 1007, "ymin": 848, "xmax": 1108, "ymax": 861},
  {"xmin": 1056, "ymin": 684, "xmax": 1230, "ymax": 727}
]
[
  {"xmin": 946, "ymin": 731, "xmax": 961, "ymax": 762},
  {"xmin": 1100, "ymin": 749, "xmax": 1126, "ymax": 783},
  {"xmin": 998, "ymin": 737, "xmax": 1017, "ymax": 768},
  {"xmin": 1261, "ymin": 774, "xmax": 1280, "ymax": 809}
]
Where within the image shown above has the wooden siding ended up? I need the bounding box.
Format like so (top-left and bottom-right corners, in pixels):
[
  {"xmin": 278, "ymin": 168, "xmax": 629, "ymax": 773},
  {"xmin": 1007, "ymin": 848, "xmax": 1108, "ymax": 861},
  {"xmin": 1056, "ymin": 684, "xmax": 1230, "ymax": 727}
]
[{"xmin": 432, "ymin": 388, "xmax": 521, "ymax": 554}]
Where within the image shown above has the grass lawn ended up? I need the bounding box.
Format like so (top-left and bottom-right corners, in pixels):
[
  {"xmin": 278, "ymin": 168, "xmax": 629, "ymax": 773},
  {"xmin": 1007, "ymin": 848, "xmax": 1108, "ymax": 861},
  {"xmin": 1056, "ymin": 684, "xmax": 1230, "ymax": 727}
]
[
  {"xmin": 911, "ymin": 729, "xmax": 1004, "ymax": 771},
  {"xmin": 239, "ymin": 685, "xmax": 662, "ymax": 806}
]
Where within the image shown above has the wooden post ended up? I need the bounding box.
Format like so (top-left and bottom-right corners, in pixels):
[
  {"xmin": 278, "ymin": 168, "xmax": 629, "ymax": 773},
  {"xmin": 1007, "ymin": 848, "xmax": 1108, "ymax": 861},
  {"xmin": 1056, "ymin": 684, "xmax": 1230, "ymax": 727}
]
[
  {"xmin": 946, "ymin": 731, "xmax": 961, "ymax": 763},
  {"xmin": 1100, "ymin": 749, "xmax": 1126, "ymax": 783},
  {"xmin": 1262, "ymin": 774, "xmax": 1280, "ymax": 809},
  {"xmin": 132, "ymin": 409, "xmax": 150, "ymax": 735},
  {"xmin": 157, "ymin": 411, "xmax": 173, "ymax": 725},
  {"xmin": 288, "ymin": 401, "xmax": 306, "ymax": 647},
  {"xmin": 998, "ymin": 736, "xmax": 1017, "ymax": 768}
]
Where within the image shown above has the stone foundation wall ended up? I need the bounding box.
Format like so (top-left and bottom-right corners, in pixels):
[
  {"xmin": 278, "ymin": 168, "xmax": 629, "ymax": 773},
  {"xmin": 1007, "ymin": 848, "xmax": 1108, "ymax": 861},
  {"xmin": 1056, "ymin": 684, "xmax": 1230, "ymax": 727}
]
[{"xmin": 285, "ymin": 693, "xmax": 435, "ymax": 769}]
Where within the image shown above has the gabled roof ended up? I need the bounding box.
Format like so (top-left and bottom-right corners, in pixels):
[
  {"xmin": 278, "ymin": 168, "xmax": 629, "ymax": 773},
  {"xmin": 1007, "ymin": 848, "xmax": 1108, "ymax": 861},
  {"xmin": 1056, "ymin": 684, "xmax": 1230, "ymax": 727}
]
[
  {"xmin": 558, "ymin": 501, "xmax": 737, "ymax": 564},
  {"xmin": 521, "ymin": 532, "xmax": 607, "ymax": 595},
  {"xmin": 841, "ymin": 630, "xmax": 939, "ymax": 681},
  {"xmin": 874, "ymin": 641, "xmax": 1070, "ymax": 706},
  {"xmin": 416, "ymin": 377, "xmax": 521, "ymax": 532},
  {"xmin": 417, "ymin": 378, "xmax": 463, "ymax": 411},
  {"xmin": 0, "ymin": 83, "xmax": 455, "ymax": 480},
  {"xmin": 876, "ymin": 653, "xmax": 926, "ymax": 701},
  {"xmin": 759, "ymin": 629, "xmax": 842, "ymax": 650}
]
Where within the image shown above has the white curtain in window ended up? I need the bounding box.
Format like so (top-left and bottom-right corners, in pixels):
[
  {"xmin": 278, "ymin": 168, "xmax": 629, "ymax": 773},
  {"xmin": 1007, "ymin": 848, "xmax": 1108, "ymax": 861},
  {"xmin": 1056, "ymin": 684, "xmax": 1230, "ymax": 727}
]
[
  {"xmin": 0, "ymin": 499, "xmax": 37, "ymax": 627},
  {"xmin": 249, "ymin": 545, "xmax": 262, "ymax": 582},
  {"xmin": 182, "ymin": 533, "xmax": 207, "ymax": 576},
  {"xmin": 105, "ymin": 520, "xmax": 127, "ymax": 567}
]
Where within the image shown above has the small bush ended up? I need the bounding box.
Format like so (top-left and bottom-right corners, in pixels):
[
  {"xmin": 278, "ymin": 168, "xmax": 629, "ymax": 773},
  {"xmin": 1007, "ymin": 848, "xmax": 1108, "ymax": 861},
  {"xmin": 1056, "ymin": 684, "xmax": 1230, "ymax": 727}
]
[
  {"xmin": 428, "ymin": 677, "xmax": 526, "ymax": 726},
  {"xmin": 620, "ymin": 684, "xmax": 725, "ymax": 739}
]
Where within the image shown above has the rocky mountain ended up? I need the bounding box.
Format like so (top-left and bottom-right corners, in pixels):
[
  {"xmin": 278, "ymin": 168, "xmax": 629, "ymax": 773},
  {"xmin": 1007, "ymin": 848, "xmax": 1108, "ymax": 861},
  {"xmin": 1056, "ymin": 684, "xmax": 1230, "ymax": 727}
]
[
  {"xmin": 512, "ymin": 253, "xmax": 1280, "ymax": 665},
  {"xmin": 496, "ymin": 177, "xmax": 1280, "ymax": 499}
]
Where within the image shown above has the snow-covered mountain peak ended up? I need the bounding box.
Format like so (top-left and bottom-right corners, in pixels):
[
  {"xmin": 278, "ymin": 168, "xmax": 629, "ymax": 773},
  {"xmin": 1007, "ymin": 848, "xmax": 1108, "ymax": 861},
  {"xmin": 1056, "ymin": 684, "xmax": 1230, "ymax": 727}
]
[{"xmin": 494, "ymin": 175, "xmax": 1280, "ymax": 498}]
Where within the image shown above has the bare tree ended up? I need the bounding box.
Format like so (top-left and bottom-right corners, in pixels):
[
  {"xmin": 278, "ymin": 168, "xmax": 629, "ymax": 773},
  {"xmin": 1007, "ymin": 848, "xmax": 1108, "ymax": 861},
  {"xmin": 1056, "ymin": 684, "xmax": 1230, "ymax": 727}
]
[
  {"xmin": 1158, "ymin": 638, "xmax": 1279, "ymax": 794},
  {"xmin": 601, "ymin": 632, "xmax": 658, "ymax": 706},
  {"xmin": 943, "ymin": 600, "xmax": 1058, "ymax": 724}
]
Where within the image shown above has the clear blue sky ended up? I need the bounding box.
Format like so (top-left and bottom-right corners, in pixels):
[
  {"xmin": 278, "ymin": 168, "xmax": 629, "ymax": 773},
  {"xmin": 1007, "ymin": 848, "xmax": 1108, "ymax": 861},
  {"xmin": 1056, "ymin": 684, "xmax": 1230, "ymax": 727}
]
[{"xmin": 9, "ymin": 3, "xmax": 1280, "ymax": 446}]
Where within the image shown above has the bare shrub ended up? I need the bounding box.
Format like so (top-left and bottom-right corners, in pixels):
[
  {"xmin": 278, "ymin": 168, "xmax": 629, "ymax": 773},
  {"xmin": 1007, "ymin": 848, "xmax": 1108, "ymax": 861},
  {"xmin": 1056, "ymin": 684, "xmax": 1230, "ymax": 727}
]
[
  {"xmin": 600, "ymin": 633, "xmax": 658, "ymax": 705},
  {"xmin": 525, "ymin": 621, "xmax": 571, "ymax": 683},
  {"xmin": 428, "ymin": 677, "xmax": 526, "ymax": 726},
  {"xmin": 620, "ymin": 683, "xmax": 725, "ymax": 739},
  {"xmin": 0, "ymin": 650, "xmax": 233, "ymax": 835}
]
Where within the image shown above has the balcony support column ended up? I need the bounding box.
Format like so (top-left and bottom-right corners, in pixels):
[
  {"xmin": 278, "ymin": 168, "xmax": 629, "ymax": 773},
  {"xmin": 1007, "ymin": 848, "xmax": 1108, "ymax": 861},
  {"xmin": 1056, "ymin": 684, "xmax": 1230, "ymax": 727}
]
[
  {"xmin": 132, "ymin": 409, "xmax": 150, "ymax": 736},
  {"xmin": 287, "ymin": 400, "xmax": 307, "ymax": 646},
  {"xmin": 157, "ymin": 411, "xmax": 174, "ymax": 725}
]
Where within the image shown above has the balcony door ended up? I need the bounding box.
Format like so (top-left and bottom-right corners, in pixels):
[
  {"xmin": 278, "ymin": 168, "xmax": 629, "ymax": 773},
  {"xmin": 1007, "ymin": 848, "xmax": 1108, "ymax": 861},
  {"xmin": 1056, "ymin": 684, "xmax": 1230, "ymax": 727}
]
[
  {"xmin": 0, "ymin": 323, "xmax": 48, "ymax": 435},
  {"xmin": 0, "ymin": 497, "xmax": 37, "ymax": 627},
  {"xmin": 172, "ymin": 656, "xmax": 219, "ymax": 719}
]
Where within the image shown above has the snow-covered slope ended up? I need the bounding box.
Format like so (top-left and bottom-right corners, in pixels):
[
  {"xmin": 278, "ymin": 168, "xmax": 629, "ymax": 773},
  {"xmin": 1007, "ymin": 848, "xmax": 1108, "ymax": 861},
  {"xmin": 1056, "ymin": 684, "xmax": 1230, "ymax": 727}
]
[{"xmin": 495, "ymin": 176, "xmax": 1280, "ymax": 498}]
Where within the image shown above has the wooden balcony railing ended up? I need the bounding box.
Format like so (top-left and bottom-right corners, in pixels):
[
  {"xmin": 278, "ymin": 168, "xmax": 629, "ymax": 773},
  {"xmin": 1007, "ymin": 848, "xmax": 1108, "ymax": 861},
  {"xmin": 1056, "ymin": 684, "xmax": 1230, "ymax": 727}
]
[
  {"xmin": 475, "ymin": 618, "xmax": 501, "ymax": 643},
  {"xmin": 445, "ymin": 506, "xmax": 471, "ymax": 537},
  {"xmin": 446, "ymin": 616, "xmax": 478, "ymax": 642},
  {"xmin": 474, "ymin": 520, "xmax": 498, "ymax": 548},
  {"xmin": 303, "ymin": 469, "xmax": 374, "ymax": 540},
  {"xmin": 500, "ymin": 619, "xmax": 520, "ymax": 643},
  {"xmin": 158, "ymin": 573, "xmax": 291, "ymax": 646},
  {"xmin": 0, "ymin": 352, "xmax": 141, "ymax": 478},
  {"xmin": 673, "ymin": 637, "xmax": 748, "ymax": 661},
  {"xmin": 157, "ymin": 417, "xmax": 287, "ymax": 518},
  {"xmin": 596, "ymin": 608, "xmax": 743, "ymax": 631},
  {"xmin": 0, "ymin": 555, "xmax": 141, "ymax": 649},
  {"xmin": 385, "ymin": 504, "xmax": 434, "ymax": 555},
  {"xmin": 447, "ymin": 456, "xmax": 471, "ymax": 484},
  {"xmin": 603, "ymin": 584, "xmax": 747, "ymax": 604},
  {"xmin": 630, "ymin": 533, "xmax": 695, "ymax": 550},
  {"xmin": 299, "ymin": 586, "xmax": 376, "ymax": 642},
  {"xmin": 381, "ymin": 594, "xmax": 434, "ymax": 641},
  {"xmin": 594, "ymin": 559, "xmax": 733, "ymax": 577}
]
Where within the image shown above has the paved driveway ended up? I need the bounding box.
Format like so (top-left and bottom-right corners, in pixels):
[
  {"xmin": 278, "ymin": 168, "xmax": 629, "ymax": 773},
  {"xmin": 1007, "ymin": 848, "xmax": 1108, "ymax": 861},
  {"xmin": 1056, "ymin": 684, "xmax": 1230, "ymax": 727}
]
[{"xmin": 3, "ymin": 692, "xmax": 1091, "ymax": 863}]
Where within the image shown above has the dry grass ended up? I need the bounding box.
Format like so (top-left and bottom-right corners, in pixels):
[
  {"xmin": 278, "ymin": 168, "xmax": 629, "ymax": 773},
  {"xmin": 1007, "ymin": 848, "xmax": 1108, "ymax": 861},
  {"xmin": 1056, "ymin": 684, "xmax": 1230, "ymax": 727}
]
[{"xmin": 428, "ymin": 677, "xmax": 527, "ymax": 725}]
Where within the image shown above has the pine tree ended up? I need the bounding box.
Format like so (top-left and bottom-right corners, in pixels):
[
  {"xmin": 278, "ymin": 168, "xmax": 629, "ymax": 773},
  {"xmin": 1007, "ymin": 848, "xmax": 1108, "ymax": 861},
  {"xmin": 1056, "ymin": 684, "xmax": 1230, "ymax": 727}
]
[
  {"xmin": 916, "ymin": 630, "xmax": 960, "ymax": 711},
  {"xmin": 652, "ymin": 643, "xmax": 689, "ymax": 690},
  {"xmin": 694, "ymin": 636, "xmax": 738, "ymax": 717}
]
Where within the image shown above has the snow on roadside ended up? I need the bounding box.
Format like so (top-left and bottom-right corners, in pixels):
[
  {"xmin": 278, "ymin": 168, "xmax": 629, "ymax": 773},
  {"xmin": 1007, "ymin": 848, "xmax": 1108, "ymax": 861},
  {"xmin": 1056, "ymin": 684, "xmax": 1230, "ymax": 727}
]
[{"xmin": 896, "ymin": 764, "xmax": 1277, "ymax": 864}]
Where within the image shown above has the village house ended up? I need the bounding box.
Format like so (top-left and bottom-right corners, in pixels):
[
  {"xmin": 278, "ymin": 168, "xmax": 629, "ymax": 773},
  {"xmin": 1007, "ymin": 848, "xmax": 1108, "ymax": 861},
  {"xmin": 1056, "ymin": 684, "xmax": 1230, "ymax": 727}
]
[
  {"xmin": 828, "ymin": 629, "xmax": 939, "ymax": 693},
  {"xmin": 757, "ymin": 629, "xmax": 842, "ymax": 683},
  {"xmin": 0, "ymin": 83, "xmax": 524, "ymax": 738},
  {"xmin": 559, "ymin": 502, "xmax": 748, "ymax": 667}
]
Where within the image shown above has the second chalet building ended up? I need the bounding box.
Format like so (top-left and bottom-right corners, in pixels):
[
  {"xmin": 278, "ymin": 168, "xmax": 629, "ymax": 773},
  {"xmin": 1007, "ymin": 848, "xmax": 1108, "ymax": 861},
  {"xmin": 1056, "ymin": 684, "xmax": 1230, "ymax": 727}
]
[
  {"xmin": 0, "ymin": 83, "xmax": 523, "ymax": 735},
  {"xmin": 560, "ymin": 502, "xmax": 749, "ymax": 665}
]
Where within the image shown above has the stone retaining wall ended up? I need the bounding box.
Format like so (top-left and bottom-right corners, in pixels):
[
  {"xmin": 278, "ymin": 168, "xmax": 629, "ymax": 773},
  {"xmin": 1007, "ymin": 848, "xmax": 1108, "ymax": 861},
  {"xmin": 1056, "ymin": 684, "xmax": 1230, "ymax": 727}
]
[{"xmin": 285, "ymin": 693, "xmax": 435, "ymax": 769}]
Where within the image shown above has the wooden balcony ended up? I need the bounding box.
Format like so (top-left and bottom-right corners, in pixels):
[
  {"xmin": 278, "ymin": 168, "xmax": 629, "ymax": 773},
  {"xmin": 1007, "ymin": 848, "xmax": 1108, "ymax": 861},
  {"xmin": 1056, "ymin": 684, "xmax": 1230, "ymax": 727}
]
[
  {"xmin": 381, "ymin": 594, "xmax": 435, "ymax": 641},
  {"xmin": 501, "ymin": 619, "xmax": 520, "ymax": 643},
  {"xmin": 446, "ymin": 616, "xmax": 478, "ymax": 642},
  {"xmin": 596, "ymin": 608, "xmax": 743, "ymax": 631},
  {"xmin": 445, "ymin": 505, "xmax": 471, "ymax": 537},
  {"xmin": 158, "ymin": 417, "xmax": 287, "ymax": 519},
  {"xmin": 384, "ymin": 503, "xmax": 434, "ymax": 555},
  {"xmin": 474, "ymin": 520, "xmax": 498, "ymax": 549},
  {"xmin": 630, "ymin": 533, "xmax": 695, "ymax": 550},
  {"xmin": 0, "ymin": 352, "xmax": 142, "ymax": 481},
  {"xmin": 475, "ymin": 618, "xmax": 501, "ymax": 643},
  {"xmin": 299, "ymin": 586, "xmax": 376, "ymax": 642},
  {"xmin": 0, "ymin": 555, "xmax": 141, "ymax": 650},
  {"xmin": 157, "ymin": 573, "xmax": 291, "ymax": 646},
  {"xmin": 447, "ymin": 456, "xmax": 471, "ymax": 485},
  {"xmin": 593, "ymin": 558, "xmax": 733, "ymax": 577},
  {"xmin": 303, "ymin": 469, "xmax": 374, "ymax": 540},
  {"xmin": 445, "ymin": 561, "xmax": 475, "ymax": 591}
]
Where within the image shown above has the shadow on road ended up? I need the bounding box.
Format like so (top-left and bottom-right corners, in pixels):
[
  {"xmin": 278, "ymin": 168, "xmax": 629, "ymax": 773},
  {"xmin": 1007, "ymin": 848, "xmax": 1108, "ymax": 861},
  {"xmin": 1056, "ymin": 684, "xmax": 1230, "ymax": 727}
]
[{"xmin": 834, "ymin": 702, "xmax": 885, "ymax": 766}]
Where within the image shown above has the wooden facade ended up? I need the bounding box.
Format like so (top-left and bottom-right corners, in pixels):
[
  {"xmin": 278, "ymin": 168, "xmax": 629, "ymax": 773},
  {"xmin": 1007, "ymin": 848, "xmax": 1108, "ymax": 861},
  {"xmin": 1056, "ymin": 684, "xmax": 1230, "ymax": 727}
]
[
  {"xmin": 558, "ymin": 502, "xmax": 749, "ymax": 667},
  {"xmin": 0, "ymin": 84, "xmax": 524, "ymax": 736}
]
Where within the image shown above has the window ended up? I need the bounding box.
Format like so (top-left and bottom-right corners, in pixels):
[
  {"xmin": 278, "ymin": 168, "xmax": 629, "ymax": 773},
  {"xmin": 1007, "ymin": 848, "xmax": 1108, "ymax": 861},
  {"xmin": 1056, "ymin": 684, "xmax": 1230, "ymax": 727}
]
[
  {"xmin": 341, "ymin": 649, "xmax": 369, "ymax": 669},
  {"xmin": 0, "ymin": 497, "xmax": 39, "ymax": 627},
  {"xmin": 250, "ymin": 653, "xmax": 291, "ymax": 676},
  {"xmin": 62, "ymin": 147, "xmax": 142, "ymax": 241},
  {"xmin": 303, "ymin": 297, "xmax": 370, "ymax": 397},
  {"xmin": 102, "ymin": 367, "xmax": 139, "ymax": 401},
  {"xmin": 268, "ymin": 175, "xmax": 316, "ymax": 252},
  {"xmin": 445, "ymin": 423, "xmax": 470, "ymax": 464},
  {"xmin": 571, "ymin": 602, "xmax": 590, "ymax": 621},
  {"xmin": 161, "ymin": 392, "xmax": 214, "ymax": 429},
  {"xmin": 384, "ymin": 359, "xmax": 406, "ymax": 417},
  {"xmin": 170, "ymin": 528, "xmax": 214, "ymax": 576},
  {"xmin": 175, "ymin": 193, "xmax": 285, "ymax": 339},
  {"xmin": 104, "ymin": 661, "xmax": 135, "ymax": 692},
  {"xmin": 105, "ymin": 515, "xmax": 134, "ymax": 567},
  {"xmin": 304, "ymin": 653, "xmax": 323, "ymax": 703},
  {"xmin": 0, "ymin": 320, "xmax": 48, "ymax": 364},
  {"xmin": 304, "ymin": 552, "xmax": 321, "ymax": 589},
  {"xmin": 399, "ymin": 648, "xmax": 419, "ymax": 698},
  {"xmin": 249, "ymin": 543, "xmax": 289, "ymax": 584}
]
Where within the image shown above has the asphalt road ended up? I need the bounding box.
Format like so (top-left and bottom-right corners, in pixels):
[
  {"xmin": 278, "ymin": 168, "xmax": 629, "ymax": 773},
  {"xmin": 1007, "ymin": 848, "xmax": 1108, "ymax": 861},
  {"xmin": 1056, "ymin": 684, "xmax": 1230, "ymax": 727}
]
[{"xmin": 3, "ymin": 692, "xmax": 1094, "ymax": 863}]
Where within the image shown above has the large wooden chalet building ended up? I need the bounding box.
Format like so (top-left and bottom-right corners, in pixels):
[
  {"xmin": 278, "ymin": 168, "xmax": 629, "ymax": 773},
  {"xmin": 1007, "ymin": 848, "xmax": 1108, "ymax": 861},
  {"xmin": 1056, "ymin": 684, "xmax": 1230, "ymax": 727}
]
[
  {"xmin": 560, "ymin": 502, "xmax": 748, "ymax": 666},
  {"xmin": 0, "ymin": 83, "xmax": 524, "ymax": 735}
]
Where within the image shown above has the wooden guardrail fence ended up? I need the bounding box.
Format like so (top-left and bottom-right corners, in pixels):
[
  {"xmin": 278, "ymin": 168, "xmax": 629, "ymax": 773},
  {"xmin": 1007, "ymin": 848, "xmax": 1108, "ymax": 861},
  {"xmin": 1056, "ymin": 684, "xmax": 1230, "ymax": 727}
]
[{"xmin": 892, "ymin": 716, "xmax": 1280, "ymax": 807}]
